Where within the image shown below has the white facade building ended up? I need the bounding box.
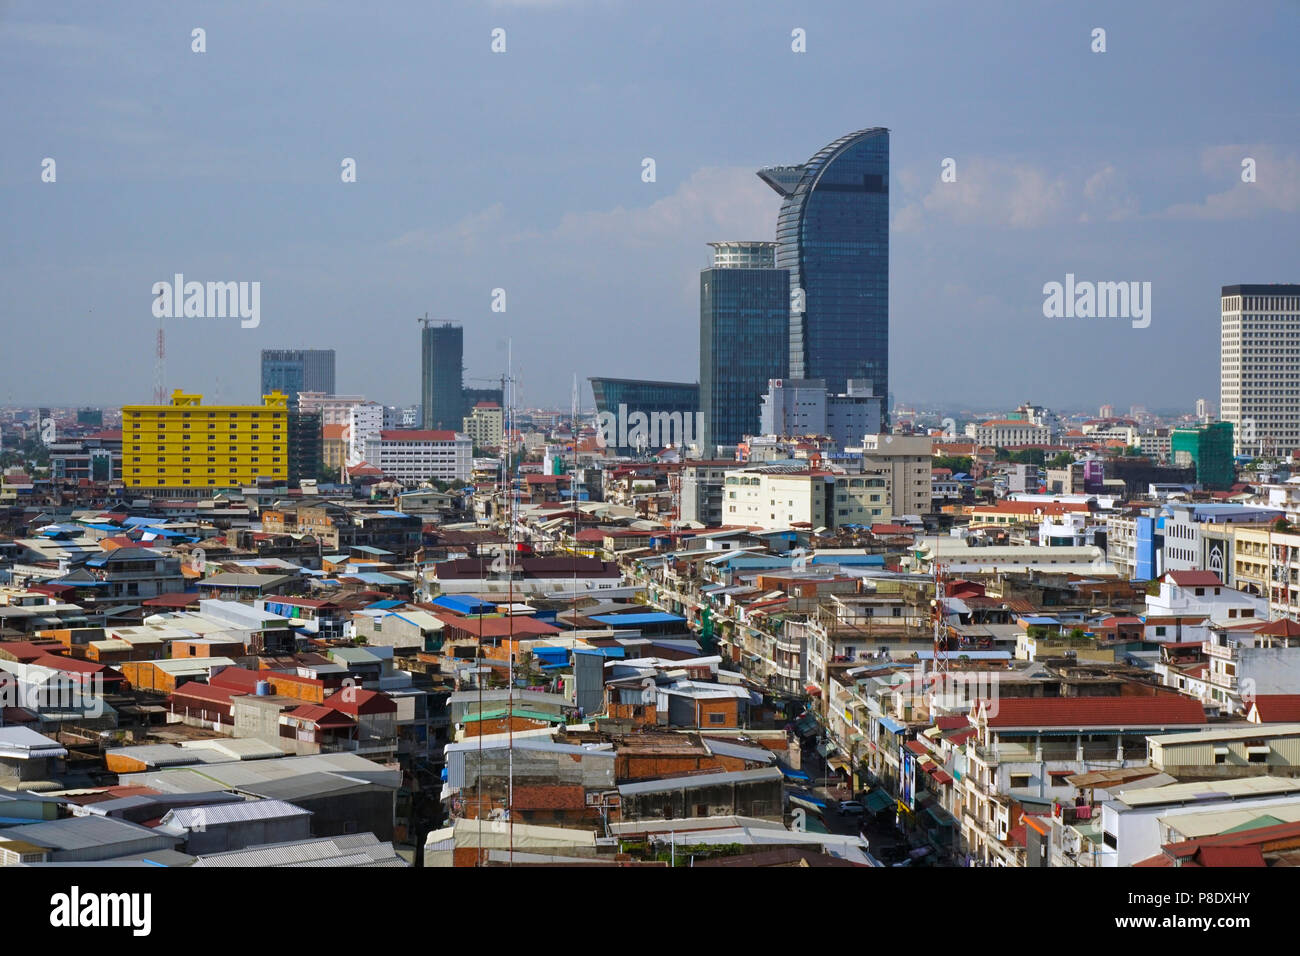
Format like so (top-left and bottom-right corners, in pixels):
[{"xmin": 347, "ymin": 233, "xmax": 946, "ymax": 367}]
[
  {"xmin": 1220, "ymin": 284, "xmax": 1300, "ymax": 457},
  {"xmin": 965, "ymin": 420, "xmax": 1051, "ymax": 448},
  {"xmin": 365, "ymin": 429, "xmax": 472, "ymax": 483},
  {"xmin": 349, "ymin": 401, "xmax": 385, "ymax": 466},
  {"xmin": 296, "ymin": 392, "xmax": 369, "ymax": 426}
]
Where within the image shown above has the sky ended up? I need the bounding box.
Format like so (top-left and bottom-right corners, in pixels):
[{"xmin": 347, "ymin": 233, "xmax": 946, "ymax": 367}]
[{"xmin": 2, "ymin": 0, "xmax": 1298, "ymax": 414}]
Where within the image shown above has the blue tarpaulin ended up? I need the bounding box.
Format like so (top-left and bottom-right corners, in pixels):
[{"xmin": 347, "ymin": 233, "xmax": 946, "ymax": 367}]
[{"xmin": 590, "ymin": 612, "xmax": 685, "ymax": 627}]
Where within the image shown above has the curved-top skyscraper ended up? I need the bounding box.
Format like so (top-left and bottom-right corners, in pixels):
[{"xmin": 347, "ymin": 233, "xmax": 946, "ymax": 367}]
[{"xmin": 759, "ymin": 127, "xmax": 889, "ymax": 399}]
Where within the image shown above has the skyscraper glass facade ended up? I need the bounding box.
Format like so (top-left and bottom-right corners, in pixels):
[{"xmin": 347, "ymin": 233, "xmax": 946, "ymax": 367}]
[
  {"xmin": 589, "ymin": 377, "xmax": 700, "ymax": 455},
  {"xmin": 261, "ymin": 349, "xmax": 336, "ymax": 406},
  {"xmin": 759, "ymin": 127, "xmax": 889, "ymax": 396},
  {"xmin": 421, "ymin": 322, "xmax": 464, "ymax": 430},
  {"xmin": 700, "ymin": 242, "xmax": 789, "ymax": 451}
]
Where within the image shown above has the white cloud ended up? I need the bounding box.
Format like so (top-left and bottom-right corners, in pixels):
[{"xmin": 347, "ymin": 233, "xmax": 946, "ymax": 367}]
[
  {"xmin": 553, "ymin": 166, "xmax": 775, "ymax": 246},
  {"xmin": 1159, "ymin": 146, "xmax": 1300, "ymax": 220},
  {"xmin": 894, "ymin": 158, "xmax": 1070, "ymax": 231},
  {"xmin": 389, "ymin": 166, "xmax": 776, "ymax": 256}
]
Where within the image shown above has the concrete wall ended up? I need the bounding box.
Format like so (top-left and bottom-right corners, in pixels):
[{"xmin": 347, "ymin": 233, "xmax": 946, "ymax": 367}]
[{"xmin": 1242, "ymin": 648, "xmax": 1300, "ymax": 696}]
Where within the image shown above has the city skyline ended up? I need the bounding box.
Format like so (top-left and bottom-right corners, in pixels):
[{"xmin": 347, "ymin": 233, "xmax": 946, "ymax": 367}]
[{"xmin": 3, "ymin": 2, "xmax": 1297, "ymax": 411}]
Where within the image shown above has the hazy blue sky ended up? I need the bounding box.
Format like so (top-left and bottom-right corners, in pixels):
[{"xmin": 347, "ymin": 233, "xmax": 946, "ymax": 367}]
[{"xmin": 3, "ymin": 0, "xmax": 1297, "ymax": 413}]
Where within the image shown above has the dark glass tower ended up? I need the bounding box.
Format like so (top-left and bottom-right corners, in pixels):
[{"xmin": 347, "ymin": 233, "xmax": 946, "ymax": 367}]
[
  {"xmin": 261, "ymin": 349, "xmax": 336, "ymax": 406},
  {"xmin": 421, "ymin": 321, "xmax": 464, "ymax": 430},
  {"xmin": 700, "ymin": 242, "xmax": 789, "ymax": 451},
  {"xmin": 287, "ymin": 409, "xmax": 323, "ymax": 486},
  {"xmin": 589, "ymin": 378, "xmax": 700, "ymax": 455},
  {"xmin": 759, "ymin": 127, "xmax": 889, "ymax": 397}
]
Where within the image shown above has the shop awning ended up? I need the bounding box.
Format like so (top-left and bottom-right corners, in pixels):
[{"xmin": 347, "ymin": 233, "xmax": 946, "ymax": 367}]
[
  {"xmin": 827, "ymin": 757, "xmax": 852, "ymax": 774},
  {"xmin": 778, "ymin": 764, "xmax": 812, "ymax": 783},
  {"xmin": 878, "ymin": 715, "xmax": 906, "ymax": 735},
  {"xmin": 864, "ymin": 789, "xmax": 894, "ymax": 813}
]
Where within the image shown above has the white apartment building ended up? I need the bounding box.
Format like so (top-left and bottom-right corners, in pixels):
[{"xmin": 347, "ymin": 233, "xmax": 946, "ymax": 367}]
[
  {"xmin": 1203, "ymin": 618, "xmax": 1300, "ymax": 713},
  {"xmin": 1137, "ymin": 429, "xmax": 1171, "ymax": 461},
  {"xmin": 348, "ymin": 401, "xmax": 385, "ymax": 466},
  {"xmin": 296, "ymin": 392, "xmax": 369, "ymax": 426},
  {"xmin": 723, "ymin": 466, "xmax": 829, "ymax": 531},
  {"xmin": 1143, "ymin": 570, "xmax": 1266, "ymax": 644},
  {"xmin": 964, "ymin": 420, "xmax": 1051, "ymax": 448},
  {"xmin": 1220, "ymin": 284, "xmax": 1300, "ymax": 457},
  {"xmin": 1085, "ymin": 425, "xmax": 1139, "ymax": 446},
  {"xmin": 1104, "ymin": 513, "xmax": 1139, "ymax": 581},
  {"xmin": 364, "ymin": 429, "xmax": 472, "ymax": 483},
  {"xmin": 723, "ymin": 466, "xmax": 893, "ymax": 531}
]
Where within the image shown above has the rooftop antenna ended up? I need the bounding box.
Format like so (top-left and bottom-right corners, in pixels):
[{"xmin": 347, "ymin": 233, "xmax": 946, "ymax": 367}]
[
  {"xmin": 505, "ymin": 338, "xmax": 517, "ymax": 866},
  {"xmin": 153, "ymin": 312, "xmax": 166, "ymax": 405},
  {"xmin": 932, "ymin": 560, "xmax": 949, "ymax": 675},
  {"xmin": 571, "ymin": 372, "xmax": 580, "ymax": 605}
]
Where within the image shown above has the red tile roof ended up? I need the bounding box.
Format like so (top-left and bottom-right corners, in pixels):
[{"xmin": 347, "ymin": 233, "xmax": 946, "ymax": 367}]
[
  {"xmin": 1256, "ymin": 618, "xmax": 1300, "ymax": 638},
  {"xmin": 142, "ymin": 592, "xmax": 203, "ymax": 608},
  {"xmin": 30, "ymin": 653, "xmax": 110, "ymax": 675},
  {"xmin": 981, "ymin": 695, "xmax": 1206, "ymax": 729},
  {"xmin": 1165, "ymin": 570, "xmax": 1223, "ymax": 587},
  {"xmin": 170, "ymin": 681, "xmax": 242, "ymax": 704},
  {"xmin": 969, "ymin": 501, "xmax": 1091, "ymax": 516},
  {"xmin": 286, "ymin": 704, "xmax": 356, "ymax": 728},
  {"xmin": 1249, "ymin": 695, "xmax": 1300, "ymax": 722},
  {"xmin": 322, "ymin": 687, "xmax": 397, "ymax": 715}
]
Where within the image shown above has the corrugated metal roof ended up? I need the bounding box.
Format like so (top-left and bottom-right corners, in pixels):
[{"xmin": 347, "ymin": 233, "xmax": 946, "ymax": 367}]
[
  {"xmin": 190, "ymin": 833, "xmax": 405, "ymax": 867},
  {"xmin": 618, "ymin": 766, "xmax": 782, "ymax": 796},
  {"xmin": 702, "ymin": 739, "xmax": 776, "ymax": 764},
  {"xmin": 163, "ymin": 799, "xmax": 310, "ymax": 829},
  {"xmin": 2, "ymin": 815, "xmax": 172, "ymax": 851}
]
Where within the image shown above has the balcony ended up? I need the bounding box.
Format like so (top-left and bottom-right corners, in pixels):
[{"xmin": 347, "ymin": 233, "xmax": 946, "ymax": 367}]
[
  {"xmin": 1209, "ymin": 671, "xmax": 1236, "ymax": 690},
  {"xmin": 1202, "ymin": 641, "xmax": 1235, "ymax": 660}
]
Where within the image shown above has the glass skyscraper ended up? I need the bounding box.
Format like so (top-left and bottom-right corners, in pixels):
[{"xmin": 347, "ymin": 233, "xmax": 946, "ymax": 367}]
[
  {"xmin": 700, "ymin": 241, "xmax": 789, "ymax": 451},
  {"xmin": 589, "ymin": 377, "xmax": 700, "ymax": 455},
  {"xmin": 261, "ymin": 349, "xmax": 336, "ymax": 406},
  {"xmin": 421, "ymin": 321, "xmax": 464, "ymax": 430},
  {"xmin": 759, "ymin": 127, "xmax": 889, "ymax": 397}
]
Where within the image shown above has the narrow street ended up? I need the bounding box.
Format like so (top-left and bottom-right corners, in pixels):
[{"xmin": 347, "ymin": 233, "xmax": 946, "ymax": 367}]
[{"xmin": 794, "ymin": 745, "xmax": 911, "ymax": 862}]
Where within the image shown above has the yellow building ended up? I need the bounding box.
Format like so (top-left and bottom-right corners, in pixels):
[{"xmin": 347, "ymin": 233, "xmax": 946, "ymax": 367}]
[{"xmin": 121, "ymin": 390, "xmax": 288, "ymax": 490}]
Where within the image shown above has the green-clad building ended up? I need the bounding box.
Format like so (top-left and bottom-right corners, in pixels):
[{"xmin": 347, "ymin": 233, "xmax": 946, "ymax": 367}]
[{"xmin": 1171, "ymin": 421, "xmax": 1235, "ymax": 490}]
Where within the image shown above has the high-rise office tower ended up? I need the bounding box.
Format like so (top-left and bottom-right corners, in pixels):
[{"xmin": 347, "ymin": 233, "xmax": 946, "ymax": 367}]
[
  {"xmin": 261, "ymin": 349, "xmax": 336, "ymax": 407},
  {"xmin": 421, "ymin": 320, "xmax": 464, "ymax": 430},
  {"xmin": 759, "ymin": 127, "xmax": 889, "ymax": 396},
  {"xmin": 589, "ymin": 377, "xmax": 700, "ymax": 456},
  {"xmin": 287, "ymin": 409, "xmax": 323, "ymax": 486},
  {"xmin": 700, "ymin": 241, "xmax": 789, "ymax": 451},
  {"xmin": 260, "ymin": 350, "xmax": 335, "ymax": 407},
  {"xmin": 1221, "ymin": 284, "xmax": 1300, "ymax": 456}
]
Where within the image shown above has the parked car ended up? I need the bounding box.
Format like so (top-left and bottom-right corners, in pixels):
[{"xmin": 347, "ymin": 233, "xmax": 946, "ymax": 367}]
[{"xmin": 836, "ymin": 800, "xmax": 866, "ymax": 816}]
